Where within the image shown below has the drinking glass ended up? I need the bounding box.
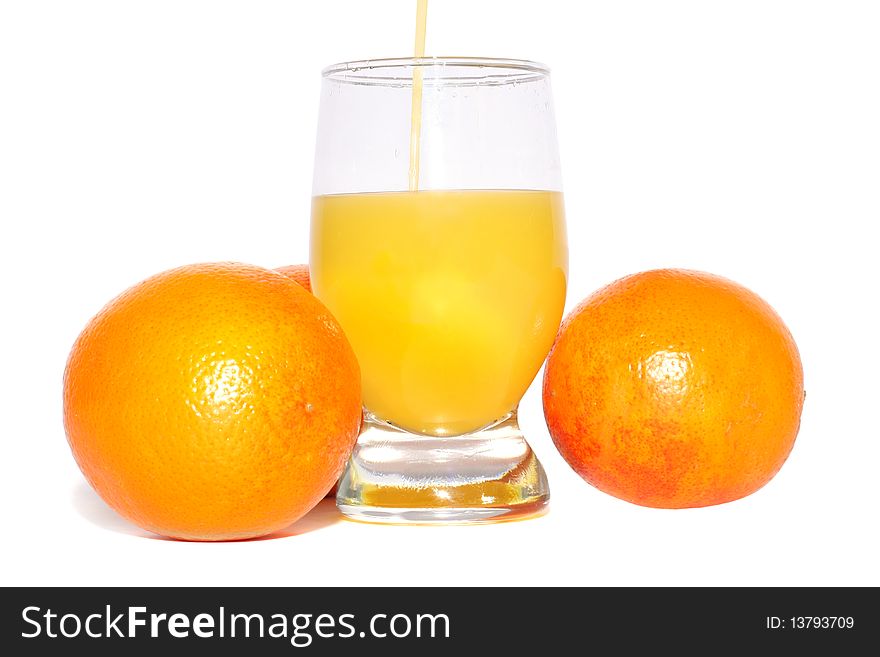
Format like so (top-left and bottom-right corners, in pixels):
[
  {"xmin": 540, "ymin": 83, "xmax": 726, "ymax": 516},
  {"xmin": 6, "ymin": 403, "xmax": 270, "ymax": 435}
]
[{"xmin": 310, "ymin": 57, "xmax": 567, "ymax": 523}]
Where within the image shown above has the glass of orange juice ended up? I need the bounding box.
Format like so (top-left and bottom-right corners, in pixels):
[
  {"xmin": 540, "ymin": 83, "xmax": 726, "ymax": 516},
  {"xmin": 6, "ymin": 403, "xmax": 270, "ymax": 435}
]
[{"xmin": 311, "ymin": 58, "xmax": 567, "ymax": 523}]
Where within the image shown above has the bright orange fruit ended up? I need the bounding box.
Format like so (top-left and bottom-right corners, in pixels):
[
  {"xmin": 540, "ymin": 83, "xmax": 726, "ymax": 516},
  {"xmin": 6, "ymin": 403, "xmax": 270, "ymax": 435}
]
[
  {"xmin": 63, "ymin": 262, "xmax": 361, "ymax": 540},
  {"xmin": 275, "ymin": 264, "xmax": 311, "ymax": 292},
  {"xmin": 542, "ymin": 269, "xmax": 804, "ymax": 509}
]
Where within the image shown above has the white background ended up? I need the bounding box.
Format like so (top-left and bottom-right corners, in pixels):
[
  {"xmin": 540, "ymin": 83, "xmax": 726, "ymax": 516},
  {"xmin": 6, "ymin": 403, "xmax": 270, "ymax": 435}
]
[{"xmin": 1, "ymin": 0, "xmax": 878, "ymax": 586}]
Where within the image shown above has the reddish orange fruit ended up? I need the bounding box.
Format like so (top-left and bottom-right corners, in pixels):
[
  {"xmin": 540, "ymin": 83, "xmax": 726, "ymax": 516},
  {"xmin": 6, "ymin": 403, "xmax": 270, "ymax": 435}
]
[
  {"xmin": 543, "ymin": 269, "xmax": 804, "ymax": 509},
  {"xmin": 276, "ymin": 264, "xmax": 311, "ymax": 292},
  {"xmin": 63, "ymin": 263, "xmax": 361, "ymax": 540}
]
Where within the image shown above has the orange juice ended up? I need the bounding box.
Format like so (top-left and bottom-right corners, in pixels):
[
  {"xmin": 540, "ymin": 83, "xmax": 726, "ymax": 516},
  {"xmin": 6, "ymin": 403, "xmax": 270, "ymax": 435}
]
[{"xmin": 310, "ymin": 189, "xmax": 567, "ymax": 436}]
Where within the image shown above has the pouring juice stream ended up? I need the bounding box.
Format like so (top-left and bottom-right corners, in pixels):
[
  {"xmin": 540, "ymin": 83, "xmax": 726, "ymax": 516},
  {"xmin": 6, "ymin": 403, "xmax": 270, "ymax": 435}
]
[{"xmin": 408, "ymin": 0, "xmax": 428, "ymax": 191}]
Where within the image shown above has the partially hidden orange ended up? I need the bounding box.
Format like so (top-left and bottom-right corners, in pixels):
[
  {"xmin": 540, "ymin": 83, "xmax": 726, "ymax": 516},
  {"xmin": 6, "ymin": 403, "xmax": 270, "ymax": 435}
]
[
  {"xmin": 63, "ymin": 262, "xmax": 361, "ymax": 540},
  {"xmin": 275, "ymin": 263, "xmax": 338, "ymax": 500},
  {"xmin": 542, "ymin": 269, "xmax": 804, "ymax": 509},
  {"xmin": 276, "ymin": 263, "xmax": 311, "ymax": 293}
]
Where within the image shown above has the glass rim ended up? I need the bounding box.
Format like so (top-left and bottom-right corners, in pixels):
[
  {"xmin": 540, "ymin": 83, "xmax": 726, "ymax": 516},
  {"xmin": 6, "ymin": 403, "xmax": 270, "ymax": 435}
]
[{"xmin": 321, "ymin": 57, "xmax": 550, "ymax": 86}]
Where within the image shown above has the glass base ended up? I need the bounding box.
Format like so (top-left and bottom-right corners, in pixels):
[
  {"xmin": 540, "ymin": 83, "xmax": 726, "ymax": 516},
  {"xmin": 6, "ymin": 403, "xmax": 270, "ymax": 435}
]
[{"xmin": 336, "ymin": 410, "xmax": 550, "ymax": 525}]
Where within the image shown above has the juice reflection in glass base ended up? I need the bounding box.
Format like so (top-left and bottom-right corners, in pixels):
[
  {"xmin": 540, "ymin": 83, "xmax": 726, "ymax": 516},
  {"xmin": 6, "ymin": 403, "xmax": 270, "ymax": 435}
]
[{"xmin": 338, "ymin": 411, "xmax": 549, "ymax": 524}]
